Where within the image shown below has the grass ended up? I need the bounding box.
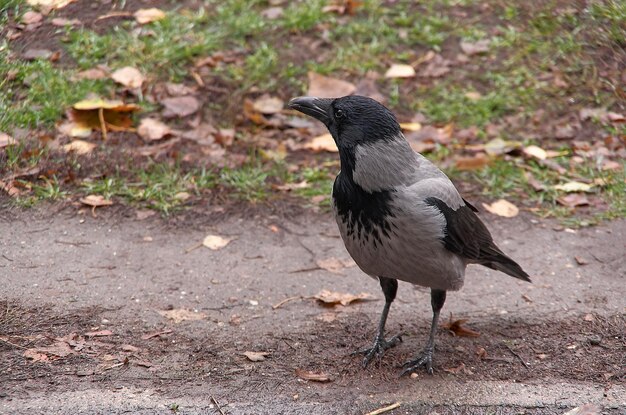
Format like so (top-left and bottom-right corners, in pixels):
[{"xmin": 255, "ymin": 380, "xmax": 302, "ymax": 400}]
[{"xmin": 0, "ymin": 0, "xmax": 624, "ymax": 222}]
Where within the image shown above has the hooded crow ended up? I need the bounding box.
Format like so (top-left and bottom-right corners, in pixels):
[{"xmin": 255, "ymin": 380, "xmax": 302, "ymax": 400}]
[{"xmin": 289, "ymin": 95, "xmax": 530, "ymax": 375}]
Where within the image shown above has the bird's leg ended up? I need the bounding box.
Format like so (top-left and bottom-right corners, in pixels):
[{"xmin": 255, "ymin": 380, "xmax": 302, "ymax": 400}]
[
  {"xmin": 401, "ymin": 289, "xmax": 446, "ymax": 375},
  {"xmin": 352, "ymin": 277, "xmax": 402, "ymax": 368}
]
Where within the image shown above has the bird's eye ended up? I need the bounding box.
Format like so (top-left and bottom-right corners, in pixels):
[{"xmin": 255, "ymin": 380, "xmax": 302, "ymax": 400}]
[{"xmin": 334, "ymin": 109, "xmax": 345, "ymax": 119}]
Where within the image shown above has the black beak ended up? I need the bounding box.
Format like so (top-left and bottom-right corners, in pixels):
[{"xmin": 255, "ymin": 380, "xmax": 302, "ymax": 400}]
[{"xmin": 288, "ymin": 96, "xmax": 333, "ymax": 125}]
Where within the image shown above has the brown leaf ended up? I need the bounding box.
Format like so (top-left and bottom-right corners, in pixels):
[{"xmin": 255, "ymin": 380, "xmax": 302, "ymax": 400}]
[
  {"xmin": 80, "ymin": 195, "xmax": 113, "ymax": 207},
  {"xmin": 313, "ymin": 289, "xmax": 373, "ymax": 307},
  {"xmin": 202, "ymin": 234, "xmax": 234, "ymax": 250},
  {"xmin": 62, "ymin": 140, "xmax": 96, "ymax": 155},
  {"xmin": 484, "ymin": 138, "xmax": 521, "ymax": 156},
  {"xmin": 63, "ymin": 97, "xmax": 140, "ymax": 138},
  {"xmin": 482, "ymin": 199, "xmax": 519, "ymax": 218},
  {"xmin": 579, "ymin": 108, "xmax": 607, "ymax": 122},
  {"xmin": 443, "ymin": 362, "xmax": 473, "ymax": 374},
  {"xmin": 252, "ymin": 94, "xmax": 284, "ymax": 114},
  {"xmin": 523, "ymin": 145, "xmax": 548, "ymax": 160},
  {"xmin": 51, "ymin": 17, "xmax": 81, "ymax": 26},
  {"xmin": 215, "ymin": 128, "xmax": 235, "ymax": 147},
  {"xmin": 134, "ymin": 8, "xmax": 166, "ymax": 24},
  {"xmin": 21, "ymin": 11, "xmax": 43, "ymax": 25},
  {"xmin": 158, "ymin": 309, "xmax": 206, "ymax": 324},
  {"xmin": 161, "ymin": 96, "xmax": 200, "ymax": 118},
  {"xmin": 454, "ymin": 153, "xmax": 489, "ymax": 170},
  {"xmin": 22, "ymin": 49, "xmax": 53, "ymax": 60},
  {"xmin": 141, "ymin": 329, "xmax": 172, "ymax": 340},
  {"xmin": 460, "ymin": 39, "xmax": 490, "ymax": 55},
  {"xmin": 242, "ymin": 351, "xmax": 270, "ymax": 362},
  {"xmin": 111, "ymin": 66, "xmax": 145, "ymax": 89},
  {"xmin": 0, "ymin": 132, "xmax": 16, "ymax": 148},
  {"xmin": 557, "ymin": 193, "xmax": 590, "ymax": 208},
  {"xmin": 316, "ymin": 257, "xmax": 356, "ymax": 274},
  {"xmin": 26, "ymin": 0, "xmax": 77, "ymax": 9},
  {"xmin": 303, "ymin": 133, "xmax": 338, "ymax": 152},
  {"xmin": 554, "ymin": 181, "xmax": 593, "ymax": 193},
  {"xmin": 441, "ymin": 318, "xmax": 480, "ymax": 337},
  {"xmin": 23, "ymin": 349, "xmax": 49, "ymax": 362},
  {"xmin": 137, "ymin": 118, "xmax": 171, "ymax": 141},
  {"xmin": 419, "ymin": 54, "xmax": 451, "ymax": 78},
  {"xmin": 295, "ymin": 368, "xmax": 332, "ymax": 382},
  {"xmin": 76, "ymin": 68, "xmax": 108, "ymax": 80},
  {"xmin": 574, "ymin": 256, "xmax": 588, "ymax": 265},
  {"xmin": 384, "ymin": 63, "xmax": 415, "ymax": 78},
  {"xmin": 307, "ymin": 72, "xmax": 356, "ymax": 98}
]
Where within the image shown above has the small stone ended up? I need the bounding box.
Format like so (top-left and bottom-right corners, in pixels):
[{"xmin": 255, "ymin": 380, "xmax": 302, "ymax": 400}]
[{"xmin": 588, "ymin": 336, "xmax": 601, "ymax": 346}]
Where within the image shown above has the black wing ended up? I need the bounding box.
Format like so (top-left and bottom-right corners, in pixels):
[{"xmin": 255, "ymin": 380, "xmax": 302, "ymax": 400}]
[{"xmin": 425, "ymin": 197, "xmax": 530, "ymax": 282}]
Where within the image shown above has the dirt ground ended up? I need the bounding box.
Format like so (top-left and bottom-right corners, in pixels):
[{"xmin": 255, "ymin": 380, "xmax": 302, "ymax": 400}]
[{"xmin": 0, "ymin": 206, "xmax": 624, "ymax": 414}]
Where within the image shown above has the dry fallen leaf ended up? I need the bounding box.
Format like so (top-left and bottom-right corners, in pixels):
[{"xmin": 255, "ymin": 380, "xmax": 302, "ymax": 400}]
[
  {"xmin": 252, "ymin": 95, "xmax": 284, "ymax": 115},
  {"xmin": 158, "ymin": 309, "xmax": 206, "ymax": 324},
  {"xmin": 562, "ymin": 404, "xmax": 601, "ymax": 415},
  {"xmin": 557, "ymin": 193, "xmax": 590, "ymax": 208},
  {"xmin": 161, "ymin": 96, "xmax": 200, "ymax": 118},
  {"xmin": 62, "ymin": 140, "xmax": 96, "ymax": 155},
  {"xmin": 384, "ymin": 63, "xmax": 415, "ymax": 78},
  {"xmin": 304, "ymin": 133, "xmax": 337, "ymax": 152},
  {"xmin": 137, "ymin": 118, "xmax": 171, "ymax": 141},
  {"xmin": 23, "ymin": 349, "xmax": 49, "ymax": 362},
  {"xmin": 307, "ymin": 72, "xmax": 356, "ymax": 98},
  {"xmin": 76, "ymin": 67, "xmax": 108, "ymax": 80},
  {"xmin": 61, "ymin": 97, "xmax": 140, "ymax": 139},
  {"xmin": 262, "ymin": 6, "xmax": 284, "ymax": 19},
  {"xmin": 484, "ymin": 138, "xmax": 521, "ymax": 156},
  {"xmin": 399, "ymin": 122, "xmax": 422, "ymax": 132},
  {"xmin": 454, "ymin": 153, "xmax": 489, "ymax": 170},
  {"xmin": 464, "ymin": 91, "xmax": 482, "ymax": 101},
  {"xmin": 26, "ymin": 0, "xmax": 77, "ymax": 9},
  {"xmin": 460, "ymin": 39, "xmax": 490, "ymax": 55},
  {"xmin": 111, "ymin": 66, "xmax": 145, "ymax": 89},
  {"xmin": 242, "ymin": 351, "xmax": 270, "ymax": 362},
  {"xmin": 21, "ymin": 11, "xmax": 43, "ymax": 25},
  {"xmin": 313, "ymin": 289, "xmax": 373, "ymax": 307},
  {"xmin": 295, "ymin": 368, "xmax": 332, "ymax": 382},
  {"xmin": 51, "ymin": 17, "xmax": 81, "ymax": 26},
  {"xmin": 80, "ymin": 195, "xmax": 113, "ymax": 207},
  {"xmin": 443, "ymin": 362, "xmax": 473, "ymax": 374},
  {"xmin": 134, "ymin": 8, "xmax": 166, "ymax": 24},
  {"xmin": 482, "ymin": 199, "xmax": 519, "ymax": 218},
  {"xmin": 574, "ymin": 256, "xmax": 588, "ymax": 265},
  {"xmin": 202, "ymin": 234, "xmax": 234, "ymax": 250},
  {"xmin": 523, "ymin": 145, "xmax": 548, "ymax": 160},
  {"xmin": 0, "ymin": 132, "xmax": 16, "ymax": 148},
  {"xmin": 316, "ymin": 257, "xmax": 356, "ymax": 274},
  {"xmin": 441, "ymin": 318, "xmax": 481, "ymax": 337},
  {"xmin": 554, "ymin": 181, "xmax": 593, "ymax": 193}
]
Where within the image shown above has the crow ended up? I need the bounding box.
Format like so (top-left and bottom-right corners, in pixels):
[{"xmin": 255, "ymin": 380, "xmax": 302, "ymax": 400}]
[{"xmin": 289, "ymin": 95, "xmax": 530, "ymax": 375}]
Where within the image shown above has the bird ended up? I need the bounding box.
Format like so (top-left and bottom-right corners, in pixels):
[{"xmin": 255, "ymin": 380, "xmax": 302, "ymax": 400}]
[{"xmin": 288, "ymin": 95, "xmax": 530, "ymax": 375}]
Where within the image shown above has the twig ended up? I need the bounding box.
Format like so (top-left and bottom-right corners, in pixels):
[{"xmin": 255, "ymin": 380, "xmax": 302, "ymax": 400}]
[
  {"xmin": 185, "ymin": 242, "xmax": 203, "ymax": 253},
  {"xmin": 365, "ymin": 402, "xmax": 401, "ymax": 415},
  {"xmin": 272, "ymin": 296, "xmax": 303, "ymax": 309},
  {"xmin": 1, "ymin": 254, "xmax": 13, "ymax": 262},
  {"xmin": 54, "ymin": 239, "xmax": 91, "ymax": 246},
  {"xmin": 288, "ymin": 266, "xmax": 322, "ymax": 274},
  {"xmin": 98, "ymin": 108, "xmax": 107, "ymax": 140},
  {"xmin": 210, "ymin": 396, "xmax": 226, "ymax": 415},
  {"xmin": 503, "ymin": 343, "xmax": 529, "ymax": 368}
]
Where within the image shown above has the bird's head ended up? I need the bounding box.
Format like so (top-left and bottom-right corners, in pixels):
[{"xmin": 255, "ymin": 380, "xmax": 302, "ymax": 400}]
[{"xmin": 288, "ymin": 95, "xmax": 402, "ymax": 152}]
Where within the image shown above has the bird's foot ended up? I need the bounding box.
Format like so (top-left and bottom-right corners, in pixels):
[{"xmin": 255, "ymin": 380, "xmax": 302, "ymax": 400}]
[
  {"xmin": 401, "ymin": 347, "xmax": 434, "ymax": 376},
  {"xmin": 352, "ymin": 334, "xmax": 402, "ymax": 368}
]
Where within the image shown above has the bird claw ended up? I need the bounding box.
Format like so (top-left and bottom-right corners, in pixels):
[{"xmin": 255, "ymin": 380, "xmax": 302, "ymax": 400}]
[
  {"xmin": 400, "ymin": 347, "xmax": 434, "ymax": 376},
  {"xmin": 352, "ymin": 334, "xmax": 402, "ymax": 368}
]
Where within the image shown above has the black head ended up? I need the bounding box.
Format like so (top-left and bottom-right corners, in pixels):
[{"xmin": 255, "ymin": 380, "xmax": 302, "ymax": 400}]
[{"xmin": 288, "ymin": 95, "xmax": 402, "ymax": 150}]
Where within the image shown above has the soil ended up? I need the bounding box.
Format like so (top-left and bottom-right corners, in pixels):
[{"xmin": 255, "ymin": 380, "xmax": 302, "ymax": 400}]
[{"xmin": 1, "ymin": 208, "xmax": 624, "ymax": 414}]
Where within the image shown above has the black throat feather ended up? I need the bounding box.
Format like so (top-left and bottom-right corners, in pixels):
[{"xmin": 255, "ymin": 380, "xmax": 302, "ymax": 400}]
[{"xmin": 332, "ymin": 169, "xmax": 395, "ymax": 246}]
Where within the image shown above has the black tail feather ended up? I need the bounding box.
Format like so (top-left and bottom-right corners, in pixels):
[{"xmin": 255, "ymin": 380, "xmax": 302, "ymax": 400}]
[{"xmin": 483, "ymin": 250, "xmax": 531, "ymax": 282}]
